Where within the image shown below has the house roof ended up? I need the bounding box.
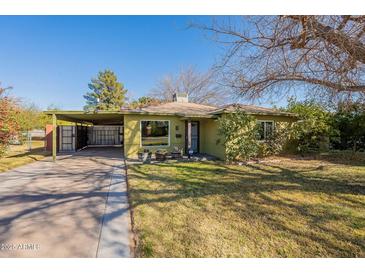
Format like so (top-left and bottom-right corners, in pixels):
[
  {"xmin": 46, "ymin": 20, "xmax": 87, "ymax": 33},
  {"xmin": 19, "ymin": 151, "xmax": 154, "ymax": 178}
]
[
  {"xmin": 211, "ymin": 104, "xmax": 297, "ymax": 117},
  {"xmin": 45, "ymin": 102, "xmax": 296, "ymax": 121},
  {"xmin": 125, "ymin": 101, "xmax": 218, "ymax": 117},
  {"xmin": 125, "ymin": 102, "xmax": 296, "ymax": 118}
]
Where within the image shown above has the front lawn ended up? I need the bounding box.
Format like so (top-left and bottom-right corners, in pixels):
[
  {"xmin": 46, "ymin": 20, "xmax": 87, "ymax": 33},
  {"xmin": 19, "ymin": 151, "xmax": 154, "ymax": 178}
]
[
  {"xmin": 0, "ymin": 141, "xmax": 50, "ymax": 172},
  {"xmin": 127, "ymin": 156, "xmax": 365, "ymax": 257}
]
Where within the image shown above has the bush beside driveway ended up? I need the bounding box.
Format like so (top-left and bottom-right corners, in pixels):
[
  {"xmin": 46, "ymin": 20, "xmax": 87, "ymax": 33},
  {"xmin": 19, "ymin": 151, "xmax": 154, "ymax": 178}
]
[{"xmin": 127, "ymin": 156, "xmax": 365, "ymax": 257}]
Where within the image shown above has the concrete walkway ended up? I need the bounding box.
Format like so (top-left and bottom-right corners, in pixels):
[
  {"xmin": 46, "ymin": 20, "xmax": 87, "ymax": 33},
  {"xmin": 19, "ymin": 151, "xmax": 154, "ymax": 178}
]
[
  {"xmin": 0, "ymin": 147, "xmax": 132, "ymax": 258},
  {"xmin": 96, "ymin": 165, "xmax": 131, "ymax": 257}
]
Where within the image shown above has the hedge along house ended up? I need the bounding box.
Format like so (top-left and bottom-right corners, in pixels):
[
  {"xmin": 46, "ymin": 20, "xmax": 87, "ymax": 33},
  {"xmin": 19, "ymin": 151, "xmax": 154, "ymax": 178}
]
[{"xmin": 45, "ymin": 94, "xmax": 297, "ymax": 161}]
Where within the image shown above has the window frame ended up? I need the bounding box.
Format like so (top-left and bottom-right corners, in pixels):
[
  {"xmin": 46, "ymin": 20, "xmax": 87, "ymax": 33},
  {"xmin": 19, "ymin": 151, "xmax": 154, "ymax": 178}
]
[
  {"xmin": 257, "ymin": 120, "xmax": 275, "ymax": 141},
  {"xmin": 140, "ymin": 120, "xmax": 170, "ymax": 147}
]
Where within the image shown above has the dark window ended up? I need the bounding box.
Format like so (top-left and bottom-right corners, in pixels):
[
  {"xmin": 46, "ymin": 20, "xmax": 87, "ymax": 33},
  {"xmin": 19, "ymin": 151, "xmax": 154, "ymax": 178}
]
[
  {"xmin": 266, "ymin": 121, "xmax": 273, "ymax": 138},
  {"xmin": 141, "ymin": 121, "xmax": 169, "ymax": 146},
  {"xmin": 257, "ymin": 121, "xmax": 274, "ymax": 140}
]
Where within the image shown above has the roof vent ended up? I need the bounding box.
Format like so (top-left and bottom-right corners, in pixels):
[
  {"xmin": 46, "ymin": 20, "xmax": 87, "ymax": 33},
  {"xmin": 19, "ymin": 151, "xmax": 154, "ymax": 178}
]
[{"xmin": 172, "ymin": 93, "xmax": 188, "ymax": 103}]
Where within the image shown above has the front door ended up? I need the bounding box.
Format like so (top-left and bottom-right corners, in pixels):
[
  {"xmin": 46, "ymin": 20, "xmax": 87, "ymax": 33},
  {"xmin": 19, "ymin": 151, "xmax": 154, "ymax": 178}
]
[{"xmin": 191, "ymin": 121, "xmax": 199, "ymax": 153}]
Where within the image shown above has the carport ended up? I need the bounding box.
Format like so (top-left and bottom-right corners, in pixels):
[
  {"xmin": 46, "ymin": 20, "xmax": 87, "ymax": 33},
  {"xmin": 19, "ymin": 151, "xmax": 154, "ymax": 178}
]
[{"xmin": 45, "ymin": 111, "xmax": 124, "ymax": 161}]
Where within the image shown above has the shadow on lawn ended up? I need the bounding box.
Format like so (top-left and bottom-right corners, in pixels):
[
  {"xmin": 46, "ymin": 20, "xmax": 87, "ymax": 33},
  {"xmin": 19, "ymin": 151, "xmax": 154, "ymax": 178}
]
[
  {"xmin": 6, "ymin": 147, "xmax": 49, "ymax": 158},
  {"xmin": 280, "ymin": 152, "xmax": 365, "ymax": 167},
  {"xmin": 128, "ymin": 161, "xmax": 365, "ymax": 257}
]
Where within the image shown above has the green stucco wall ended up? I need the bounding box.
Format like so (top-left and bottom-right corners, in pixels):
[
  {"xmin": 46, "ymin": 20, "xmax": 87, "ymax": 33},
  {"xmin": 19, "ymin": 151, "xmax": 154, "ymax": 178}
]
[
  {"xmin": 201, "ymin": 114, "xmax": 296, "ymax": 161},
  {"xmin": 123, "ymin": 114, "xmax": 186, "ymax": 159},
  {"xmin": 200, "ymin": 118, "xmax": 225, "ymax": 160},
  {"xmin": 123, "ymin": 113, "xmax": 296, "ymax": 160},
  {"xmin": 252, "ymin": 114, "xmax": 295, "ymax": 123}
]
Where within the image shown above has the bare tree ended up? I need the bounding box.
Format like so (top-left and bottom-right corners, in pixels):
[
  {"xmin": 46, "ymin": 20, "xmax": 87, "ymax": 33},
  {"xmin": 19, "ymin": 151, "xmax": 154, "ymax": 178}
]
[
  {"xmin": 198, "ymin": 16, "xmax": 365, "ymax": 104},
  {"xmin": 150, "ymin": 66, "xmax": 231, "ymax": 106}
]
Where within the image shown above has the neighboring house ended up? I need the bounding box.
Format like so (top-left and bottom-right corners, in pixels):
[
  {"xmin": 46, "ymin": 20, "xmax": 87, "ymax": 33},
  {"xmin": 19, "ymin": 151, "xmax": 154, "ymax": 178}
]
[{"xmin": 45, "ymin": 94, "xmax": 296, "ymax": 160}]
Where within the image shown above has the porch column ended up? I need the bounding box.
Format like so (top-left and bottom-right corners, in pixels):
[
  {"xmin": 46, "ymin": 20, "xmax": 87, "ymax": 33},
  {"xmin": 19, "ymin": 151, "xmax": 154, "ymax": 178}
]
[
  {"xmin": 187, "ymin": 119, "xmax": 192, "ymax": 154},
  {"xmin": 52, "ymin": 113, "xmax": 57, "ymax": 162}
]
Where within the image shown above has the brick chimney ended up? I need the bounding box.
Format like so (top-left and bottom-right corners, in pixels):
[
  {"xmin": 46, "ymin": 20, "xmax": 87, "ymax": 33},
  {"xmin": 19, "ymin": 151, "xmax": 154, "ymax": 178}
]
[{"xmin": 172, "ymin": 93, "xmax": 189, "ymax": 103}]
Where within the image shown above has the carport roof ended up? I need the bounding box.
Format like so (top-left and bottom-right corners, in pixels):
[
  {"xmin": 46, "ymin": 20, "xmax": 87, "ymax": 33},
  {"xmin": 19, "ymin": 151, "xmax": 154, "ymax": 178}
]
[{"xmin": 45, "ymin": 110, "xmax": 124, "ymax": 125}]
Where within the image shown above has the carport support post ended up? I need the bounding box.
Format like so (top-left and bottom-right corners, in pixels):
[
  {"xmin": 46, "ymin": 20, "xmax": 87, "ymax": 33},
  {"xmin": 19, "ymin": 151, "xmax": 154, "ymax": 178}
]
[{"xmin": 52, "ymin": 113, "xmax": 57, "ymax": 162}]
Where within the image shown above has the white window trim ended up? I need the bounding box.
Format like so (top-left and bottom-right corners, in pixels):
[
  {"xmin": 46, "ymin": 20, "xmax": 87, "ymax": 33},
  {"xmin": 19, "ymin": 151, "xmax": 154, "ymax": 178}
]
[
  {"xmin": 257, "ymin": 120, "xmax": 275, "ymax": 141},
  {"xmin": 140, "ymin": 120, "xmax": 170, "ymax": 148}
]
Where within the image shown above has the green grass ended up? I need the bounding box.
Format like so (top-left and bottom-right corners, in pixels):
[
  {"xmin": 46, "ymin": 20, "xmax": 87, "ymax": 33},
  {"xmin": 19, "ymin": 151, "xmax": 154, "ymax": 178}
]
[
  {"xmin": 127, "ymin": 156, "xmax": 365, "ymax": 257},
  {"xmin": 0, "ymin": 141, "xmax": 50, "ymax": 172}
]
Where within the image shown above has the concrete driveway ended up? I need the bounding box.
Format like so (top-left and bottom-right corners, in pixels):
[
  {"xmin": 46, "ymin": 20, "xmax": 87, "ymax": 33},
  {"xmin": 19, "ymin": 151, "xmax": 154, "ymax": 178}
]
[{"xmin": 0, "ymin": 147, "xmax": 131, "ymax": 258}]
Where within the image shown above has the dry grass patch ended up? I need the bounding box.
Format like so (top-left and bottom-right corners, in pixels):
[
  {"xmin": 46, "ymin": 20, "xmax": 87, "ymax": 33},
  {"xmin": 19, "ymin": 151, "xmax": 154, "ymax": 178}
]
[
  {"xmin": 0, "ymin": 141, "xmax": 50, "ymax": 172},
  {"xmin": 127, "ymin": 156, "xmax": 365, "ymax": 257}
]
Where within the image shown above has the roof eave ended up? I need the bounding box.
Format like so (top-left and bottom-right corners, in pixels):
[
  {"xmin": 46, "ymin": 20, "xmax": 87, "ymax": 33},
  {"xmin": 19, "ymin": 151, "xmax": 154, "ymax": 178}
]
[
  {"xmin": 44, "ymin": 110, "xmax": 123, "ymax": 115},
  {"xmin": 211, "ymin": 110, "xmax": 298, "ymax": 117},
  {"xmin": 122, "ymin": 110, "xmax": 215, "ymax": 118}
]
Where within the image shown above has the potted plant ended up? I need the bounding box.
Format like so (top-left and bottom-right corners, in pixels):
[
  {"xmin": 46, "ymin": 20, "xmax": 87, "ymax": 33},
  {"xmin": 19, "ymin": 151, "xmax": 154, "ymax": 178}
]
[
  {"xmin": 171, "ymin": 146, "xmax": 182, "ymax": 159},
  {"xmin": 155, "ymin": 149, "xmax": 168, "ymax": 161},
  {"xmin": 138, "ymin": 148, "xmax": 152, "ymax": 163}
]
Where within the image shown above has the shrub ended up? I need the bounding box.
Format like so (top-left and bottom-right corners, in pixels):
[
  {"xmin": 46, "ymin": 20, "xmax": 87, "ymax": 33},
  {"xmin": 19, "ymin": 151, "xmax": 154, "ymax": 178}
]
[
  {"xmin": 286, "ymin": 98, "xmax": 334, "ymax": 154},
  {"xmin": 0, "ymin": 87, "xmax": 20, "ymax": 157},
  {"xmin": 258, "ymin": 124, "xmax": 290, "ymax": 157},
  {"xmin": 156, "ymin": 149, "xmax": 168, "ymax": 155},
  {"xmin": 218, "ymin": 109, "xmax": 260, "ymax": 162},
  {"xmin": 331, "ymin": 103, "xmax": 365, "ymax": 153}
]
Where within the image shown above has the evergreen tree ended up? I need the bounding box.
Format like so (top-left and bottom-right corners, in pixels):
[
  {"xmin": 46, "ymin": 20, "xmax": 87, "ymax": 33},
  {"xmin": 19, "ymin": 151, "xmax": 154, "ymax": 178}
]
[
  {"xmin": 84, "ymin": 70, "xmax": 127, "ymax": 111},
  {"xmin": 129, "ymin": 96, "xmax": 162, "ymax": 109}
]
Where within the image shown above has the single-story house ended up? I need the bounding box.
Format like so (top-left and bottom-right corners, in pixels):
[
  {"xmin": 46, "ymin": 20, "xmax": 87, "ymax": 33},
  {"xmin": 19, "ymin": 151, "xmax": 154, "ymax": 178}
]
[{"xmin": 45, "ymin": 94, "xmax": 297, "ymax": 161}]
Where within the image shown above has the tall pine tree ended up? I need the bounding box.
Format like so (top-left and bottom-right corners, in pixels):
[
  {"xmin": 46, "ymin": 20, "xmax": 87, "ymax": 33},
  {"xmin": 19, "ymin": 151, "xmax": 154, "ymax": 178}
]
[{"xmin": 84, "ymin": 70, "xmax": 127, "ymax": 111}]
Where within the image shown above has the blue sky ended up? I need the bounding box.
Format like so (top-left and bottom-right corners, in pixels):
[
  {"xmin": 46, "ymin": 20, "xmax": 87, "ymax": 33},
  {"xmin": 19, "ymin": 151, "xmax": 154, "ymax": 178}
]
[
  {"xmin": 1, "ymin": 16, "xmax": 299, "ymax": 110},
  {"xmin": 0, "ymin": 16, "xmax": 225, "ymax": 110}
]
